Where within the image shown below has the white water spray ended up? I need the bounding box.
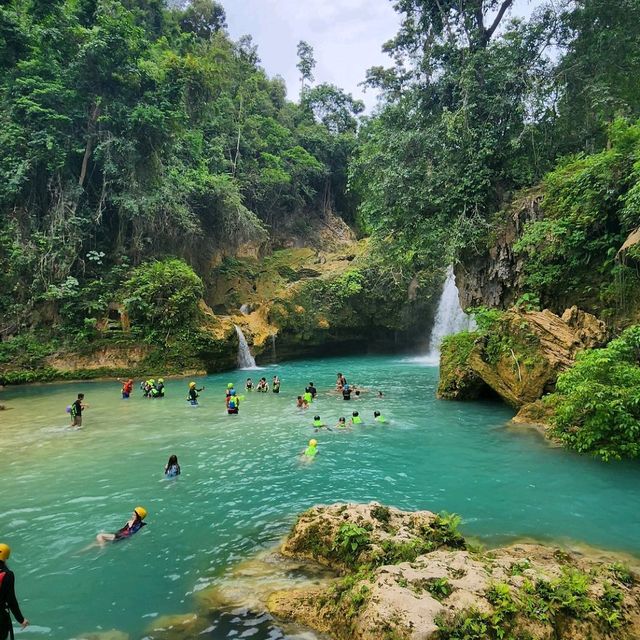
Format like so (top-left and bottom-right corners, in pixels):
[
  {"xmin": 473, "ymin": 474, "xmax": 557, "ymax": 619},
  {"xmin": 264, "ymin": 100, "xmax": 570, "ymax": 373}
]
[
  {"xmin": 234, "ymin": 325, "xmax": 257, "ymax": 369},
  {"xmin": 427, "ymin": 265, "xmax": 475, "ymax": 359}
]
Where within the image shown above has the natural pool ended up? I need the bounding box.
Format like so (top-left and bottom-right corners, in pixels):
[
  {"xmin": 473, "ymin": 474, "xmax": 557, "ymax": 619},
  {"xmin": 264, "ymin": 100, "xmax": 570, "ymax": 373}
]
[{"xmin": 2, "ymin": 354, "xmax": 640, "ymax": 639}]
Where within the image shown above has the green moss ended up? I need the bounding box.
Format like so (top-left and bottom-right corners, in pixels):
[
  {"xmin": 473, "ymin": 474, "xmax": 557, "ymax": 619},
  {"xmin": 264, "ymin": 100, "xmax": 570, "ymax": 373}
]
[{"xmin": 437, "ymin": 332, "xmax": 485, "ymax": 400}]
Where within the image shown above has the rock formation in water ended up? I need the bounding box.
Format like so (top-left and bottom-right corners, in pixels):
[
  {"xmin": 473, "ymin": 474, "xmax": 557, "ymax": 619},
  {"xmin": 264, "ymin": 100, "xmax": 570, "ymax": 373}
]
[
  {"xmin": 267, "ymin": 503, "xmax": 640, "ymax": 640},
  {"xmin": 438, "ymin": 306, "xmax": 608, "ymax": 407}
]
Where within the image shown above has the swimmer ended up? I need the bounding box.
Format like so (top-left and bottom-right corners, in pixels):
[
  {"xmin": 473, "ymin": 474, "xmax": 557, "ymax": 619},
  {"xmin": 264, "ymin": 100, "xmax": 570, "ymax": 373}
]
[
  {"xmin": 374, "ymin": 411, "xmax": 387, "ymax": 423},
  {"xmin": 188, "ymin": 382, "xmax": 204, "ymax": 404},
  {"xmin": 165, "ymin": 454, "xmax": 181, "ymax": 477},
  {"xmin": 227, "ymin": 393, "xmax": 240, "ymax": 414},
  {"xmin": 302, "ymin": 439, "xmax": 318, "ymax": 459},
  {"xmin": 272, "ymin": 375, "xmax": 281, "ymax": 393},
  {"xmin": 245, "ymin": 378, "xmax": 254, "ymax": 391},
  {"xmin": 96, "ymin": 507, "xmax": 148, "ymax": 544},
  {"xmin": 312, "ymin": 415, "xmax": 324, "ymax": 430},
  {"xmin": 377, "ymin": 390, "xmax": 384, "ymax": 398},
  {"xmin": 117, "ymin": 378, "xmax": 134, "ymax": 399},
  {"xmin": 335, "ymin": 417, "xmax": 348, "ymax": 429},
  {"xmin": 256, "ymin": 377, "xmax": 269, "ymax": 392},
  {"xmin": 354, "ymin": 390, "xmax": 361, "ymax": 398},
  {"xmin": 306, "ymin": 382, "xmax": 317, "ymax": 399},
  {"xmin": 342, "ymin": 384, "xmax": 352, "ymax": 401},
  {"xmin": 350, "ymin": 411, "xmax": 362, "ymax": 425},
  {"xmin": 296, "ymin": 395, "xmax": 309, "ymax": 409},
  {"xmin": 303, "ymin": 389, "xmax": 313, "ymax": 404},
  {"xmin": 69, "ymin": 393, "xmax": 86, "ymax": 428}
]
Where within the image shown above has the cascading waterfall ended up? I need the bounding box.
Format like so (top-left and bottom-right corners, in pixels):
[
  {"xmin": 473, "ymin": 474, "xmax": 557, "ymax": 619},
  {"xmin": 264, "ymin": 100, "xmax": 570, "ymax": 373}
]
[
  {"xmin": 425, "ymin": 265, "xmax": 475, "ymax": 362},
  {"xmin": 234, "ymin": 325, "xmax": 257, "ymax": 369}
]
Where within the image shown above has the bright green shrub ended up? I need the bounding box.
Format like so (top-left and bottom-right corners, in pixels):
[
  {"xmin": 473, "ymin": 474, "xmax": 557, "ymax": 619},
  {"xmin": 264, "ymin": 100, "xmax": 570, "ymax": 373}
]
[{"xmin": 550, "ymin": 325, "xmax": 640, "ymax": 460}]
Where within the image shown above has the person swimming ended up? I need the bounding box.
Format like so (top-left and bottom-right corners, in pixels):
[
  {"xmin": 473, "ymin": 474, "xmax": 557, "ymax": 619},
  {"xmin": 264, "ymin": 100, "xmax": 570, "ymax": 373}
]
[
  {"xmin": 303, "ymin": 439, "xmax": 318, "ymax": 459},
  {"xmin": 256, "ymin": 377, "xmax": 269, "ymax": 392},
  {"xmin": 272, "ymin": 376, "xmax": 281, "ymax": 393},
  {"xmin": 297, "ymin": 395, "xmax": 309, "ymax": 409},
  {"xmin": 377, "ymin": 390, "xmax": 384, "ymax": 398},
  {"xmin": 335, "ymin": 417, "xmax": 347, "ymax": 429},
  {"xmin": 165, "ymin": 454, "xmax": 180, "ymax": 477},
  {"xmin": 306, "ymin": 382, "xmax": 317, "ymax": 398},
  {"xmin": 374, "ymin": 411, "xmax": 387, "ymax": 423},
  {"xmin": 96, "ymin": 507, "xmax": 148, "ymax": 544},
  {"xmin": 312, "ymin": 415, "xmax": 324, "ymax": 430},
  {"xmin": 245, "ymin": 378, "xmax": 253, "ymax": 391},
  {"xmin": 303, "ymin": 389, "xmax": 313, "ymax": 404},
  {"xmin": 342, "ymin": 384, "xmax": 352, "ymax": 401},
  {"xmin": 351, "ymin": 411, "xmax": 362, "ymax": 425}
]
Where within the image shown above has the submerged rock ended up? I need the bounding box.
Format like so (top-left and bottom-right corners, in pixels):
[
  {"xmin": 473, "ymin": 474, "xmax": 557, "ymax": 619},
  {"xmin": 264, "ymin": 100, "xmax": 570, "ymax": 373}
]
[{"xmin": 267, "ymin": 503, "xmax": 640, "ymax": 640}]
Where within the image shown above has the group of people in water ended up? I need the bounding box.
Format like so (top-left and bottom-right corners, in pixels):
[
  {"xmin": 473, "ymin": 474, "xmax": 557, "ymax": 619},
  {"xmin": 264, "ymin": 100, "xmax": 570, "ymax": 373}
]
[{"xmin": 0, "ymin": 368, "xmax": 390, "ymax": 636}]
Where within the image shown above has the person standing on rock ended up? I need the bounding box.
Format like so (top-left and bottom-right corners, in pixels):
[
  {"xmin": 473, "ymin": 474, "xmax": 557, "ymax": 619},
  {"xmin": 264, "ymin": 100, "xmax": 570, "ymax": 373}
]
[{"xmin": 0, "ymin": 543, "xmax": 30, "ymax": 640}]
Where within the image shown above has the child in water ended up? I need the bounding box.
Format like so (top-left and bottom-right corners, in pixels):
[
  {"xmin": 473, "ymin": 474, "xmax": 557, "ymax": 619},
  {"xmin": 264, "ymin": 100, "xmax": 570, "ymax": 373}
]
[
  {"xmin": 335, "ymin": 417, "xmax": 348, "ymax": 429},
  {"xmin": 297, "ymin": 395, "xmax": 309, "ymax": 409},
  {"xmin": 312, "ymin": 415, "xmax": 324, "ymax": 430},
  {"xmin": 165, "ymin": 454, "xmax": 181, "ymax": 477},
  {"xmin": 96, "ymin": 507, "xmax": 148, "ymax": 544},
  {"xmin": 374, "ymin": 411, "xmax": 387, "ymax": 423},
  {"xmin": 302, "ymin": 439, "xmax": 318, "ymax": 459},
  {"xmin": 351, "ymin": 411, "xmax": 362, "ymax": 425}
]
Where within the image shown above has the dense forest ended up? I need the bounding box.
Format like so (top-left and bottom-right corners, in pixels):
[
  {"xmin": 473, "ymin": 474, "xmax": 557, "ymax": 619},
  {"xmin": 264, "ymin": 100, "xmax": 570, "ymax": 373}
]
[{"xmin": 1, "ymin": 0, "xmax": 639, "ymax": 455}]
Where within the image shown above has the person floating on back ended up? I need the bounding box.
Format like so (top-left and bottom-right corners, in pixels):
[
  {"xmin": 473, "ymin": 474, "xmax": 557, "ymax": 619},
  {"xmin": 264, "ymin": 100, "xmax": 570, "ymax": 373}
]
[
  {"xmin": 374, "ymin": 410, "xmax": 387, "ymax": 423},
  {"xmin": 0, "ymin": 543, "xmax": 30, "ymax": 638},
  {"xmin": 96, "ymin": 507, "xmax": 148, "ymax": 544},
  {"xmin": 118, "ymin": 378, "xmax": 134, "ymax": 399},
  {"xmin": 165, "ymin": 455, "xmax": 180, "ymax": 478},
  {"xmin": 188, "ymin": 382, "xmax": 204, "ymax": 405},
  {"xmin": 272, "ymin": 376, "xmax": 281, "ymax": 393},
  {"xmin": 351, "ymin": 411, "xmax": 362, "ymax": 425},
  {"xmin": 302, "ymin": 439, "xmax": 318, "ymax": 459},
  {"xmin": 69, "ymin": 393, "xmax": 86, "ymax": 428},
  {"xmin": 296, "ymin": 395, "xmax": 309, "ymax": 409}
]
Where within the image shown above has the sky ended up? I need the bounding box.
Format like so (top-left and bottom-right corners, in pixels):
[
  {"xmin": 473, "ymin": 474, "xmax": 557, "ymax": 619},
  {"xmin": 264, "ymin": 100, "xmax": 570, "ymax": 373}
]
[{"xmin": 221, "ymin": 0, "xmax": 539, "ymax": 111}]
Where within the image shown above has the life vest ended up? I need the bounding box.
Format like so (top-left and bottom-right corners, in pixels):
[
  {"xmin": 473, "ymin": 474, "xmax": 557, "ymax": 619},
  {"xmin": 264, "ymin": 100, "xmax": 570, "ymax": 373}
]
[
  {"xmin": 313, "ymin": 419, "xmax": 323, "ymax": 428},
  {"xmin": 123, "ymin": 381, "xmax": 133, "ymax": 394},
  {"xmin": 228, "ymin": 397, "xmax": 238, "ymax": 410},
  {"xmin": 303, "ymin": 392, "xmax": 313, "ymax": 403},
  {"xmin": 0, "ymin": 569, "xmax": 5, "ymax": 589},
  {"xmin": 304, "ymin": 446, "xmax": 317, "ymax": 457},
  {"xmin": 352, "ymin": 416, "xmax": 362, "ymax": 424}
]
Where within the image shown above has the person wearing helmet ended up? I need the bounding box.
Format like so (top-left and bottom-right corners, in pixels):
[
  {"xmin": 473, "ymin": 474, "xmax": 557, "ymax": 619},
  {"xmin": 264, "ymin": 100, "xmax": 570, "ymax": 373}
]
[
  {"xmin": 0, "ymin": 543, "xmax": 29, "ymax": 640},
  {"xmin": 227, "ymin": 392, "xmax": 240, "ymax": 415},
  {"xmin": 156, "ymin": 378, "xmax": 165, "ymax": 398},
  {"xmin": 187, "ymin": 382, "xmax": 204, "ymax": 405},
  {"xmin": 225, "ymin": 383, "xmax": 235, "ymax": 407},
  {"xmin": 96, "ymin": 507, "xmax": 148, "ymax": 544},
  {"xmin": 303, "ymin": 439, "xmax": 318, "ymax": 458}
]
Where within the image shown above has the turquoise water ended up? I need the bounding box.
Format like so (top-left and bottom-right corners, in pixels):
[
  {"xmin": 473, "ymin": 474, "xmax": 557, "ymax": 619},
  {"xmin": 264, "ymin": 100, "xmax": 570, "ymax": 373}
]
[{"xmin": 2, "ymin": 354, "xmax": 640, "ymax": 639}]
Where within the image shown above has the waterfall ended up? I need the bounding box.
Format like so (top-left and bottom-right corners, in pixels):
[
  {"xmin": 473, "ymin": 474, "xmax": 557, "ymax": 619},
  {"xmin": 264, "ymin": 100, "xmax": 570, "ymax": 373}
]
[
  {"xmin": 234, "ymin": 325, "xmax": 257, "ymax": 369},
  {"xmin": 425, "ymin": 265, "xmax": 475, "ymax": 362}
]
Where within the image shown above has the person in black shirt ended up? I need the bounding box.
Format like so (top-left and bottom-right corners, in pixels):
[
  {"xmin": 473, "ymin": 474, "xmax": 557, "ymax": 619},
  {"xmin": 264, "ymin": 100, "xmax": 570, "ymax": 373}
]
[
  {"xmin": 0, "ymin": 543, "xmax": 29, "ymax": 640},
  {"xmin": 342, "ymin": 384, "xmax": 352, "ymax": 401},
  {"xmin": 70, "ymin": 393, "xmax": 85, "ymax": 428},
  {"xmin": 306, "ymin": 382, "xmax": 317, "ymax": 399}
]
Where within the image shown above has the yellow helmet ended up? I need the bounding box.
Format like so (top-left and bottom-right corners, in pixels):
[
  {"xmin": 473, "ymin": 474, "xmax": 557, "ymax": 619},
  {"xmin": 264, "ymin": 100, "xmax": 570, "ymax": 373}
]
[
  {"xmin": 134, "ymin": 506, "xmax": 147, "ymax": 520},
  {"xmin": 309, "ymin": 439, "xmax": 318, "ymax": 447},
  {"xmin": 227, "ymin": 383, "xmax": 234, "ymax": 389},
  {"xmin": 189, "ymin": 382, "xmax": 196, "ymax": 388},
  {"xmin": 0, "ymin": 543, "xmax": 10, "ymax": 561},
  {"xmin": 158, "ymin": 378, "xmax": 164, "ymax": 383}
]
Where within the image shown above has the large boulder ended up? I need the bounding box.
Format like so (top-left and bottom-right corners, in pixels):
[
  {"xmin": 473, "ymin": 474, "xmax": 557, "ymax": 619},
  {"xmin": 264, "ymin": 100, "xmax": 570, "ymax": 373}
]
[
  {"xmin": 268, "ymin": 503, "xmax": 640, "ymax": 640},
  {"xmin": 440, "ymin": 307, "xmax": 608, "ymax": 407}
]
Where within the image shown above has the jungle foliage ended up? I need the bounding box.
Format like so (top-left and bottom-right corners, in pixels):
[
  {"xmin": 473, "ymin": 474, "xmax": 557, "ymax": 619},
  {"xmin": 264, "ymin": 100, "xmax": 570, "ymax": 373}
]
[{"xmin": 0, "ymin": 0, "xmax": 363, "ymax": 343}]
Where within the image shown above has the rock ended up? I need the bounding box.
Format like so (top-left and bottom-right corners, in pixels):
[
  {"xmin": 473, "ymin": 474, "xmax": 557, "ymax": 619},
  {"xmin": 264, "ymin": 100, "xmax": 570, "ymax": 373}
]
[
  {"xmin": 456, "ymin": 189, "xmax": 544, "ymax": 310},
  {"xmin": 144, "ymin": 613, "xmax": 203, "ymax": 640},
  {"xmin": 268, "ymin": 503, "xmax": 640, "ymax": 640},
  {"xmin": 446, "ymin": 308, "xmax": 608, "ymax": 407},
  {"xmin": 617, "ymin": 226, "xmax": 640, "ymax": 261},
  {"xmin": 73, "ymin": 631, "xmax": 129, "ymax": 640}
]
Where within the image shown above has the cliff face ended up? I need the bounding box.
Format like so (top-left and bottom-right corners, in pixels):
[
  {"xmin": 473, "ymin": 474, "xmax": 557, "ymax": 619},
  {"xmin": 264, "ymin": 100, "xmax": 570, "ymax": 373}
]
[
  {"xmin": 438, "ymin": 307, "xmax": 608, "ymax": 408},
  {"xmin": 455, "ymin": 190, "xmax": 543, "ymax": 311}
]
